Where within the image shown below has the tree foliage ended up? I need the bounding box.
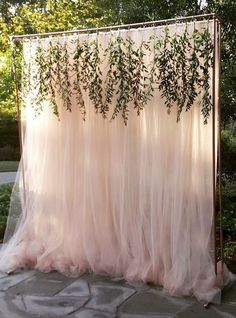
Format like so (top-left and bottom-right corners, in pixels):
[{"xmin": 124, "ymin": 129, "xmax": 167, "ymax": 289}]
[
  {"xmin": 0, "ymin": 0, "xmax": 110, "ymax": 118},
  {"xmin": 206, "ymin": 0, "xmax": 236, "ymax": 126}
]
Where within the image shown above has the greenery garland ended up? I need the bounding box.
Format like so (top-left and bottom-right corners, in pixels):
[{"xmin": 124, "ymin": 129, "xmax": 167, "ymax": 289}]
[
  {"xmin": 157, "ymin": 26, "xmax": 177, "ymax": 115},
  {"xmin": 200, "ymin": 28, "xmax": 214, "ymax": 124},
  {"xmin": 73, "ymin": 38, "xmax": 86, "ymax": 120},
  {"xmin": 186, "ymin": 28, "xmax": 201, "ymax": 113},
  {"xmin": 21, "ymin": 26, "xmax": 214, "ymax": 125},
  {"xmin": 34, "ymin": 45, "xmax": 50, "ymax": 115},
  {"xmin": 80, "ymin": 38, "xmax": 103, "ymax": 114}
]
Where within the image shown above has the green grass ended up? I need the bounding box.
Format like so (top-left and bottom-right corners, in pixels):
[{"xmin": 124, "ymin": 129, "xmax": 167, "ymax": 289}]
[{"xmin": 0, "ymin": 161, "xmax": 19, "ymax": 172}]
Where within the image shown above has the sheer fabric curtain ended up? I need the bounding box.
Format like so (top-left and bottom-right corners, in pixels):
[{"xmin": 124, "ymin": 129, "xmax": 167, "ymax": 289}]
[{"xmin": 0, "ymin": 20, "xmax": 231, "ymax": 303}]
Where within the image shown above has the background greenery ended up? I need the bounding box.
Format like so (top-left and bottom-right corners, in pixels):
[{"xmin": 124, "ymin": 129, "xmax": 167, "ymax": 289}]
[{"xmin": 0, "ymin": 0, "xmax": 235, "ymax": 267}]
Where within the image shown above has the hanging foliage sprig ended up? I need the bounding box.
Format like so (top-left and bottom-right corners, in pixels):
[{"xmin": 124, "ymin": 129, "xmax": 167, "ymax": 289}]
[
  {"xmin": 109, "ymin": 36, "xmax": 136, "ymax": 124},
  {"xmin": 21, "ymin": 24, "xmax": 214, "ymax": 125},
  {"xmin": 34, "ymin": 45, "xmax": 50, "ymax": 115},
  {"xmin": 21, "ymin": 43, "xmax": 31, "ymax": 100},
  {"xmin": 131, "ymin": 40, "xmax": 151, "ymax": 116},
  {"xmin": 80, "ymin": 38, "xmax": 103, "ymax": 114},
  {"xmin": 145, "ymin": 34, "xmax": 162, "ymax": 101},
  {"xmin": 175, "ymin": 25, "xmax": 190, "ymax": 120},
  {"xmin": 103, "ymin": 35, "xmax": 119, "ymax": 118},
  {"xmin": 199, "ymin": 28, "xmax": 214, "ymax": 124},
  {"xmin": 59, "ymin": 41, "xmax": 73, "ymax": 112},
  {"xmin": 46, "ymin": 41, "xmax": 59, "ymax": 116},
  {"xmin": 73, "ymin": 39, "xmax": 86, "ymax": 120},
  {"xmin": 157, "ymin": 26, "xmax": 177, "ymax": 114},
  {"xmin": 185, "ymin": 28, "xmax": 201, "ymax": 113}
]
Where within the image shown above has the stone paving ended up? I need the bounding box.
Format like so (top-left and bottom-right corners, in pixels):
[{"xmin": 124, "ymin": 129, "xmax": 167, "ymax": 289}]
[
  {"xmin": 0, "ymin": 269, "xmax": 235, "ymax": 318},
  {"xmin": 0, "ymin": 172, "xmax": 17, "ymax": 185}
]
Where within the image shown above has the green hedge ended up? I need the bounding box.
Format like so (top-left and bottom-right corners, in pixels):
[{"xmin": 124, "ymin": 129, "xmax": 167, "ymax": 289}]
[
  {"xmin": 219, "ymin": 178, "xmax": 236, "ymax": 264},
  {"xmin": 0, "ymin": 161, "xmax": 19, "ymax": 172},
  {"xmin": 222, "ymin": 130, "xmax": 236, "ymax": 176},
  {"xmin": 0, "ymin": 183, "xmax": 13, "ymax": 240},
  {"xmin": 0, "ymin": 119, "xmax": 20, "ymax": 160},
  {"xmin": 0, "ymin": 119, "xmax": 19, "ymax": 148}
]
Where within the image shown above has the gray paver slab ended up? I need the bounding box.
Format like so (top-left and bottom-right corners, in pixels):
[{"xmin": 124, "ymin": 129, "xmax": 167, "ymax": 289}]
[
  {"xmin": 56, "ymin": 279, "xmax": 90, "ymax": 297},
  {"xmin": 120, "ymin": 314, "xmax": 176, "ymax": 318},
  {"xmin": 222, "ymin": 281, "xmax": 236, "ymax": 304},
  {"xmin": 150, "ymin": 288, "xmax": 194, "ymax": 308},
  {"xmin": 0, "ymin": 270, "xmax": 235, "ymax": 318},
  {"xmin": 8, "ymin": 273, "xmax": 75, "ymax": 296},
  {"xmin": 34, "ymin": 271, "xmax": 76, "ymax": 281},
  {"xmin": 0, "ymin": 271, "xmax": 8, "ymax": 279},
  {"xmin": 120, "ymin": 291, "xmax": 190, "ymax": 316},
  {"xmin": 0, "ymin": 270, "xmax": 36, "ymax": 291},
  {"xmin": 0, "ymin": 293, "xmax": 42, "ymax": 318},
  {"xmin": 72, "ymin": 308, "xmax": 115, "ymax": 318},
  {"xmin": 24, "ymin": 295, "xmax": 88, "ymax": 316},
  {"xmin": 125, "ymin": 281, "xmax": 151, "ymax": 292},
  {"xmin": 212, "ymin": 303, "xmax": 236, "ymax": 317},
  {"xmin": 177, "ymin": 303, "xmax": 224, "ymax": 318},
  {"xmin": 82, "ymin": 273, "xmax": 123, "ymax": 285},
  {"xmin": 86, "ymin": 282, "xmax": 135, "ymax": 313}
]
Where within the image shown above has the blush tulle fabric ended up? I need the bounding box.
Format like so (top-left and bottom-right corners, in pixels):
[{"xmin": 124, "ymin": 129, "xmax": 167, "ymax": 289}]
[{"xmin": 0, "ymin": 20, "xmax": 233, "ymax": 303}]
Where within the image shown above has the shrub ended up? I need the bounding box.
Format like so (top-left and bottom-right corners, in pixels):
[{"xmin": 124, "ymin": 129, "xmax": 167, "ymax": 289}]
[
  {"xmin": 0, "ymin": 145, "xmax": 20, "ymax": 161},
  {"xmin": 0, "ymin": 118, "xmax": 20, "ymax": 160},
  {"xmin": 0, "ymin": 183, "xmax": 13, "ymax": 240},
  {"xmin": 221, "ymin": 130, "xmax": 236, "ymax": 176},
  {"xmin": 216, "ymin": 176, "xmax": 236, "ymax": 269}
]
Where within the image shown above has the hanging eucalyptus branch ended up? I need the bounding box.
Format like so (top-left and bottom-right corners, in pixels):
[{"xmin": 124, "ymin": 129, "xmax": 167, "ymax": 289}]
[
  {"xmin": 199, "ymin": 28, "xmax": 214, "ymax": 124},
  {"xmin": 59, "ymin": 41, "xmax": 73, "ymax": 112},
  {"xmin": 175, "ymin": 26, "xmax": 190, "ymax": 120},
  {"xmin": 49, "ymin": 41, "xmax": 63, "ymax": 116},
  {"xmin": 157, "ymin": 26, "xmax": 177, "ymax": 114},
  {"xmin": 46, "ymin": 41, "xmax": 58, "ymax": 116},
  {"xmin": 117, "ymin": 36, "xmax": 135, "ymax": 123},
  {"xmin": 80, "ymin": 38, "xmax": 103, "ymax": 114},
  {"xmin": 105, "ymin": 36, "xmax": 155, "ymax": 124},
  {"xmin": 145, "ymin": 35, "xmax": 161, "ymax": 101},
  {"xmin": 73, "ymin": 39, "xmax": 86, "ymax": 120},
  {"xmin": 20, "ymin": 25, "xmax": 214, "ymax": 124},
  {"xmin": 131, "ymin": 40, "xmax": 150, "ymax": 116},
  {"xmin": 185, "ymin": 29, "xmax": 201, "ymax": 113},
  {"xmin": 103, "ymin": 36, "xmax": 119, "ymax": 118},
  {"xmin": 21, "ymin": 46, "xmax": 31, "ymax": 100},
  {"xmin": 107, "ymin": 36, "xmax": 135, "ymax": 124},
  {"xmin": 34, "ymin": 45, "xmax": 49, "ymax": 115}
]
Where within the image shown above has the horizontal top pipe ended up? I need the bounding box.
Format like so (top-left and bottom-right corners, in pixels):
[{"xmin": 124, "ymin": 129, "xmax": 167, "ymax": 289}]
[{"xmin": 10, "ymin": 13, "xmax": 219, "ymax": 41}]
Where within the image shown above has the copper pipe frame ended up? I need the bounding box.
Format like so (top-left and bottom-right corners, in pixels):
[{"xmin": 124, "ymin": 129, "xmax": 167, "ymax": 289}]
[
  {"xmin": 212, "ymin": 16, "xmax": 217, "ymax": 275},
  {"xmin": 217, "ymin": 21, "xmax": 224, "ymax": 274},
  {"xmin": 10, "ymin": 13, "xmax": 224, "ymax": 276},
  {"xmin": 10, "ymin": 13, "xmax": 220, "ymax": 42},
  {"xmin": 212, "ymin": 16, "xmax": 223, "ymax": 276}
]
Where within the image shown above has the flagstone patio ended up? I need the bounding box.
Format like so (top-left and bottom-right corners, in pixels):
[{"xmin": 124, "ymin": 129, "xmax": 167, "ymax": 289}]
[{"xmin": 0, "ymin": 269, "xmax": 235, "ymax": 318}]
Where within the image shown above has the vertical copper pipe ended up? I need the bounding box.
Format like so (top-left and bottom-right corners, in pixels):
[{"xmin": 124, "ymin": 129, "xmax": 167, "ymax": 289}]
[
  {"xmin": 217, "ymin": 21, "xmax": 224, "ymax": 273},
  {"xmin": 11, "ymin": 41, "xmax": 26, "ymax": 206},
  {"xmin": 212, "ymin": 16, "xmax": 217, "ymax": 275}
]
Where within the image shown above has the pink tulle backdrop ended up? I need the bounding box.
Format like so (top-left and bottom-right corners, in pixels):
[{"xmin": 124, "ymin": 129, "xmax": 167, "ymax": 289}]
[{"xmin": 0, "ymin": 19, "xmax": 233, "ymax": 303}]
